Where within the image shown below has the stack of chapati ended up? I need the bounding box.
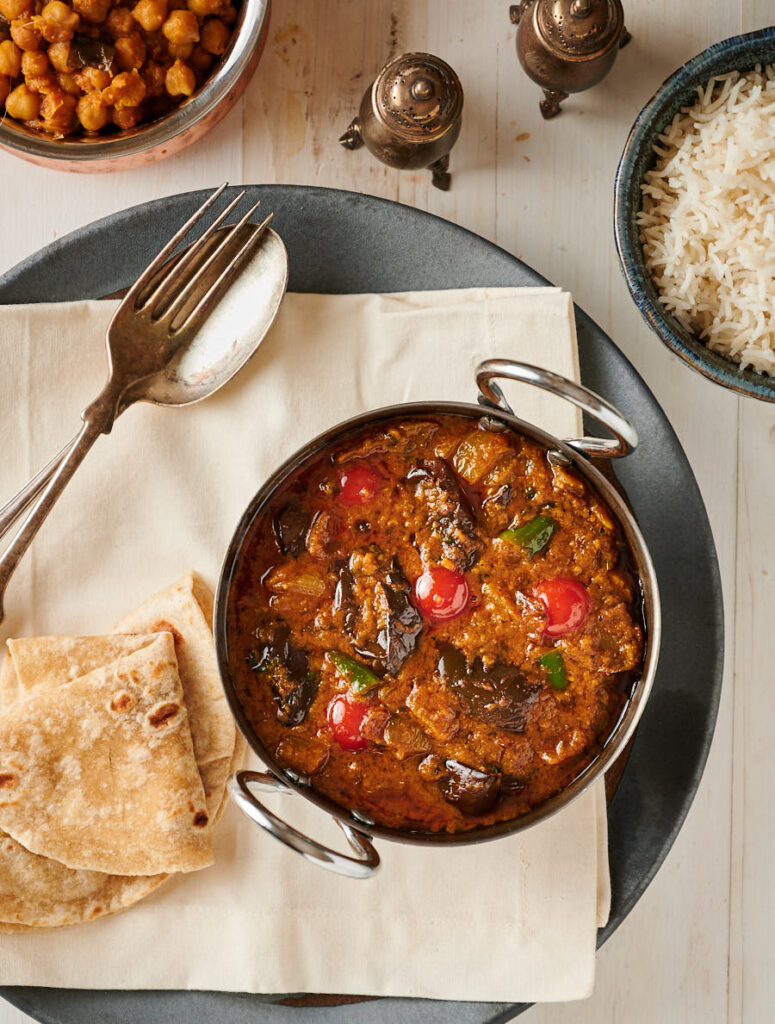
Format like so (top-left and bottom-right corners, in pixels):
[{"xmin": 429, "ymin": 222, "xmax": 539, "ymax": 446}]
[{"xmin": 0, "ymin": 573, "xmax": 244, "ymax": 931}]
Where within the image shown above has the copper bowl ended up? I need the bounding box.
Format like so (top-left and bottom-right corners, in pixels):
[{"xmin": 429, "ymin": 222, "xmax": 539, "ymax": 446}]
[
  {"xmin": 0, "ymin": 0, "xmax": 270, "ymax": 172},
  {"xmin": 214, "ymin": 359, "xmax": 661, "ymax": 878}
]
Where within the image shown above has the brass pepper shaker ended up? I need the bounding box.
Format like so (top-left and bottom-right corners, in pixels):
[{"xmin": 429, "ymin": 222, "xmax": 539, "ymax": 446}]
[
  {"xmin": 339, "ymin": 52, "xmax": 463, "ymax": 191},
  {"xmin": 509, "ymin": 0, "xmax": 630, "ymax": 119}
]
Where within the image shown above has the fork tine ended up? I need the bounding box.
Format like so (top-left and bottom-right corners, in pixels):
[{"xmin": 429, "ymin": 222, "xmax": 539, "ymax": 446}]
[
  {"xmin": 139, "ymin": 189, "xmax": 248, "ymax": 313},
  {"xmin": 172, "ymin": 213, "xmax": 274, "ymax": 335},
  {"xmin": 158, "ymin": 198, "xmax": 263, "ymax": 323},
  {"xmin": 123, "ymin": 183, "xmax": 228, "ymax": 307}
]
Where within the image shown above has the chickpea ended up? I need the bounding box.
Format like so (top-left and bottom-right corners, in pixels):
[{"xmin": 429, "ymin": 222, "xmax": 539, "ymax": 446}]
[
  {"xmin": 162, "ymin": 8, "xmax": 198, "ymax": 45},
  {"xmin": 74, "ymin": 65, "xmax": 110, "ymax": 90},
  {"xmin": 76, "ymin": 88, "xmax": 108, "ymax": 129},
  {"xmin": 101, "ymin": 67, "xmax": 145, "ymax": 106},
  {"xmin": 143, "ymin": 29, "xmax": 166, "ymax": 61},
  {"xmin": 104, "ymin": 6, "xmax": 134, "ymax": 37},
  {"xmin": 20, "ymin": 48, "xmax": 48, "ymax": 75},
  {"xmin": 0, "ymin": 0, "xmax": 32, "ymax": 20},
  {"xmin": 0, "ymin": 38, "xmax": 22, "ymax": 77},
  {"xmin": 166, "ymin": 40, "xmax": 191, "ymax": 59},
  {"xmin": 72, "ymin": 0, "xmax": 110, "ymax": 23},
  {"xmin": 5, "ymin": 81, "xmax": 40, "ymax": 118},
  {"xmin": 48, "ymin": 40, "xmax": 76, "ymax": 72},
  {"xmin": 10, "ymin": 17, "xmax": 41, "ymax": 52},
  {"xmin": 114, "ymin": 31, "xmax": 145, "ymax": 70},
  {"xmin": 132, "ymin": 0, "xmax": 166, "ymax": 32},
  {"xmin": 189, "ymin": 43, "xmax": 212, "ymax": 72},
  {"xmin": 164, "ymin": 56, "xmax": 193, "ymax": 95},
  {"xmin": 38, "ymin": 1, "xmax": 80, "ymax": 43},
  {"xmin": 40, "ymin": 88, "xmax": 78, "ymax": 131},
  {"xmin": 186, "ymin": 0, "xmax": 221, "ymax": 16},
  {"xmin": 0, "ymin": 73, "xmax": 9, "ymax": 105},
  {"xmin": 141, "ymin": 58, "xmax": 165, "ymax": 96},
  {"xmin": 199, "ymin": 16, "xmax": 228, "ymax": 54},
  {"xmin": 20, "ymin": 48, "xmax": 54, "ymax": 91},
  {"xmin": 220, "ymin": 4, "xmax": 236, "ymax": 25},
  {"xmin": 111, "ymin": 102, "xmax": 140, "ymax": 128},
  {"xmin": 56, "ymin": 70, "xmax": 81, "ymax": 93}
]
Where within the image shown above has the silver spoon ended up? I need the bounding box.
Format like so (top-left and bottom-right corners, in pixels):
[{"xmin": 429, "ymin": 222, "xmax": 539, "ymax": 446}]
[{"xmin": 0, "ymin": 185, "xmax": 288, "ymax": 621}]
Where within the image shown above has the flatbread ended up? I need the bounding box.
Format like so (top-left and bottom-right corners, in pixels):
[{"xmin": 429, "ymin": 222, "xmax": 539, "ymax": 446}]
[
  {"xmin": 114, "ymin": 572, "xmax": 235, "ymax": 771},
  {"xmin": 0, "ymin": 638, "xmax": 171, "ymax": 928},
  {"xmin": 0, "ymin": 831, "xmax": 166, "ymax": 929},
  {"xmin": 0, "ymin": 633, "xmax": 213, "ymax": 876},
  {"xmin": 0, "ymin": 651, "xmax": 18, "ymax": 707},
  {"xmin": 212, "ymin": 731, "xmax": 249, "ymax": 827},
  {"xmin": 6, "ymin": 634, "xmax": 159, "ymax": 704}
]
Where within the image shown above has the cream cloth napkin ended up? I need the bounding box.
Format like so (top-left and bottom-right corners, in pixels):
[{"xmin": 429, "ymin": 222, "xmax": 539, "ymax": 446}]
[{"xmin": 0, "ymin": 287, "xmax": 609, "ymax": 1003}]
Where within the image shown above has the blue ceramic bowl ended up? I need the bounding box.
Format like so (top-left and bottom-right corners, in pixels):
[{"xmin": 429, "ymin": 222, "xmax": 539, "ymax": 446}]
[{"xmin": 614, "ymin": 27, "xmax": 775, "ymax": 402}]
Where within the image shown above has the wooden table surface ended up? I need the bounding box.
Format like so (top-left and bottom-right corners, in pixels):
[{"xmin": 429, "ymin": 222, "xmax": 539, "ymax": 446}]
[{"xmin": 1, "ymin": 1, "xmax": 772, "ymax": 1021}]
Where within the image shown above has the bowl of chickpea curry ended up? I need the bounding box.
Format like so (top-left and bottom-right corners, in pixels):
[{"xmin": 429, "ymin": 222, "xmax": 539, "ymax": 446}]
[
  {"xmin": 0, "ymin": 0, "xmax": 268, "ymax": 168},
  {"xmin": 216, "ymin": 359, "xmax": 661, "ymax": 877}
]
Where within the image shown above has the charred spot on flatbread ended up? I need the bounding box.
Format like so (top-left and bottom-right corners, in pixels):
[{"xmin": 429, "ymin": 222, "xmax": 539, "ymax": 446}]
[{"xmin": 148, "ymin": 701, "xmax": 181, "ymax": 728}]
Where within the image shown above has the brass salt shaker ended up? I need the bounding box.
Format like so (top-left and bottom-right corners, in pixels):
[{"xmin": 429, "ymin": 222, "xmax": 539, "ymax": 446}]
[
  {"xmin": 339, "ymin": 52, "xmax": 463, "ymax": 191},
  {"xmin": 509, "ymin": 0, "xmax": 630, "ymax": 119}
]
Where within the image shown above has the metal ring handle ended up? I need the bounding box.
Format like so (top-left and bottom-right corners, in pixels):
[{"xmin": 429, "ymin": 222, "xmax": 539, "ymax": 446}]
[
  {"xmin": 476, "ymin": 358, "xmax": 638, "ymax": 459},
  {"xmin": 228, "ymin": 770, "xmax": 380, "ymax": 879}
]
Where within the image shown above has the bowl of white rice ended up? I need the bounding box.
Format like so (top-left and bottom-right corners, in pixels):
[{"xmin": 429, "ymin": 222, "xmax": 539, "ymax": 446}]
[{"xmin": 614, "ymin": 27, "xmax": 775, "ymax": 400}]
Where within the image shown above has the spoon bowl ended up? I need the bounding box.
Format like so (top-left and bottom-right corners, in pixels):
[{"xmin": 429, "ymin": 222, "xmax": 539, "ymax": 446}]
[{"xmin": 121, "ymin": 227, "xmax": 288, "ymax": 410}]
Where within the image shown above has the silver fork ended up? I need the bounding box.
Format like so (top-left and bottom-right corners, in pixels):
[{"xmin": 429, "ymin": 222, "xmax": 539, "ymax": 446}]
[{"xmin": 0, "ymin": 185, "xmax": 273, "ymax": 622}]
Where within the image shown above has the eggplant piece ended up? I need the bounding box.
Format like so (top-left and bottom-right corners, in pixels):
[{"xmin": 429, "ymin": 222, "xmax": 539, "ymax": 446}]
[
  {"xmin": 438, "ymin": 644, "xmax": 541, "ymax": 733},
  {"xmin": 406, "ymin": 458, "xmax": 482, "ymax": 570},
  {"xmin": 249, "ymin": 623, "xmax": 318, "ymax": 726},
  {"xmin": 333, "ymin": 553, "xmax": 422, "ymax": 676},
  {"xmin": 273, "ymin": 499, "xmax": 311, "ymax": 557},
  {"xmin": 378, "ymin": 560, "xmax": 423, "ymax": 675},
  {"xmin": 500, "ymin": 774, "xmax": 527, "ymax": 797},
  {"xmin": 439, "ymin": 759, "xmax": 501, "ymax": 815}
]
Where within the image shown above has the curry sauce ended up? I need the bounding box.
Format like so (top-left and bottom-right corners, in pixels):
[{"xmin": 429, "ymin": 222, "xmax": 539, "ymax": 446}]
[{"xmin": 229, "ymin": 414, "xmax": 644, "ymax": 834}]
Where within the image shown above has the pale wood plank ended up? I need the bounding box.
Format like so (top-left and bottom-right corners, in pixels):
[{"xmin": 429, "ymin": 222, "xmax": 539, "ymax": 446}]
[
  {"xmin": 731, "ymin": 7, "xmax": 775, "ymax": 1024},
  {"xmin": 730, "ymin": 400, "xmax": 775, "ymax": 1024}
]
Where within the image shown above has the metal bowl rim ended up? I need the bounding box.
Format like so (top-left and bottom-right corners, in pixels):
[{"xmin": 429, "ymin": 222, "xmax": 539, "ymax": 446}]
[
  {"xmin": 214, "ymin": 398, "xmax": 661, "ymax": 847},
  {"xmin": 0, "ymin": 0, "xmax": 270, "ymax": 164}
]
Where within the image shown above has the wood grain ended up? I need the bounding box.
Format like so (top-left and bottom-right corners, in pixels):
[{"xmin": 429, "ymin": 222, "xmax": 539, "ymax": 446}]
[{"xmin": 0, "ymin": 0, "xmax": 766, "ymax": 1021}]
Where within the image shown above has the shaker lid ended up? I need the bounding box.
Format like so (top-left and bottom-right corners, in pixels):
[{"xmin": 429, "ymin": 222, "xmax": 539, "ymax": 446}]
[
  {"xmin": 537, "ymin": 0, "xmax": 623, "ymax": 57},
  {"xmin": 373, "ymin": 52, "xmax": 463, "ymax": 141}
]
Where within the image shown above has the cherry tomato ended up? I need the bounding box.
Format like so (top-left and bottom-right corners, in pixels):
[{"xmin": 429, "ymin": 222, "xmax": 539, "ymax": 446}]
[
  {"xmin": 337, "ymin": 462, "xmax": 382, "ymax": 506},
  {"xmin": 533, "ymin": 578, "xmax": 590, "ymax": 637},
  {"xmin": 326, "ymin": 694, "xmax": 370, "ymax": 750},
  {"xmin": 413, "ymin": 566, "xmax": 470, "ymax": 623}
]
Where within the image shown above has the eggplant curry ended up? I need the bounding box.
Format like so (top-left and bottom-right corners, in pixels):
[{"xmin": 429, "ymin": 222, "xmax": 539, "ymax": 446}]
[{"xmin": 228, "ymin": 414, "xmax": 644, "ymax": 834}]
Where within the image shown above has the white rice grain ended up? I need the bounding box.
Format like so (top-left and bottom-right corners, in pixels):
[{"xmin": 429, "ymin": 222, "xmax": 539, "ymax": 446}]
[{"xmin": 637, "ymin": 65, "xmax": 775, "ymax": 374}]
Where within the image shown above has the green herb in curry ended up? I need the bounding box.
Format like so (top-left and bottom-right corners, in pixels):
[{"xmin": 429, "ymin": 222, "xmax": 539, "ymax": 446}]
[
  {"xmin": 328, "ymin": 651, "xmax": 381, "ymax": 694},
  {"xmin": 539, "ymin": 649, "xmax": 568, "ymax": 691},
  {"xmin": 500, "ymin": 514, "xmax": 557, "ymax": 557}
]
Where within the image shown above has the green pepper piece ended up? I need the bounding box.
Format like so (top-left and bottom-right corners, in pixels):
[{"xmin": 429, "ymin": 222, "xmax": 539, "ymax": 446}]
[
  {"xmin": 539, "ymin": 650, "xmax": 568, "ymax": 691},
  {"xmin": 500, "ymin": 514, "xmax": 557, "ymax": 557},
  {"xmin": 328, "ymin": 651, "xmax": 381, "ymax": 694}
]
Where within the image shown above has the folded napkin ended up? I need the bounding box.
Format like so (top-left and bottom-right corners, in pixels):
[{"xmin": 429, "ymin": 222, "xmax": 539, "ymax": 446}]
[{"xmin": 0, "ymin": 287, "xmax": 608, "ymax": 1002}]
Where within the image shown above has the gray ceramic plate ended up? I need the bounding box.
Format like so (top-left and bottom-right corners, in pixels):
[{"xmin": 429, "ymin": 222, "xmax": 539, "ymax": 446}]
[{"xmin": 0, "ymin": 186, "xmax": 723, "ymax": 1024}]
